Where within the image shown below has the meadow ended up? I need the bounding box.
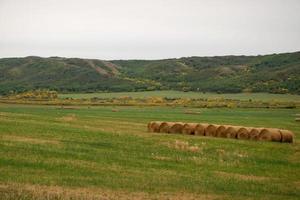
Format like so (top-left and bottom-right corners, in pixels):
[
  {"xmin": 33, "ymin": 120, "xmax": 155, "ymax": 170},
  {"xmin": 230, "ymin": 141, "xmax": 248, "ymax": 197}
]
[
  {"xmin": 59, "ymin": 91, "xmax": 300, "ymax": 102},
  {"xmin": 0, "ymin": 103, "xmax": 299, "ymax": 199}
]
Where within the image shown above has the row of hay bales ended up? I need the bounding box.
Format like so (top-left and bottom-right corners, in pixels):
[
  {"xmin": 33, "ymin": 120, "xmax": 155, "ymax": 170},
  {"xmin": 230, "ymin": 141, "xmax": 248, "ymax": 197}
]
[{"xmin": 148, "ymin": 121, "xmax": 294, "ymax": 143}]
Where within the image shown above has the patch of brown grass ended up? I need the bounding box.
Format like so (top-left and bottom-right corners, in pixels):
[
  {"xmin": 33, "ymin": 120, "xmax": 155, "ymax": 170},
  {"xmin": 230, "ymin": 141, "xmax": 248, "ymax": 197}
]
[
  {"xmin": 215, "ymin": 171, "xmax": 270, "ymax": 181},
  {"xmin": 183, "ymin": 110, "xmax": 201, "ymax": 115},
  {"xmin": 0, "ymin": 183, "xmax": 222, "ymax": 200},
  {"xmin": 59, "ymin": 114, "xmax": 77, "ymax": 122},
  {"xmin": 0, "ymin": 112, "xmax": 8, "ymax": 116},
  {"xmin": 169, "ymin": 140, "xmax": 202, "ymax": 152},
  {"xmin": 152, "ymin": 155, "xmax": 173, "ymax": 161},
  {"xmin": 294, "ymin": 181, "xmax": 300, "ymax": 190},
  {"xmin": 1, "ymin": 135, "xmax": 60, "ymax": 145},
  {"xmin": 0, "ymin": 112, "xmax": 33, "ymax": 117}
]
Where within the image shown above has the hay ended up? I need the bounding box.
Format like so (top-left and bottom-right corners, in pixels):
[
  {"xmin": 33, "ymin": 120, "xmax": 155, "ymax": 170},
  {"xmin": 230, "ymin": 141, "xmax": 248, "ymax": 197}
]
[
  {"xmin": 147, "ymin": 121, "xmax": 154, "ymax": 132},
  {"xmin": 159, "ymin": 122, "xmax": 176, "ymax": 133},
  {"xmin": 271, "ymin": 129, "xmax": 282, "ymax": 142},
  {"xmin": 194, "ymin": 123, "xmax": 209, "ymax": 136},
  {"xmin": 150, "ymin": 121, "xmax": 163, "ymax": 133},
  {"xmin": 149, "ymin": 120, "xmax": 294, "ymax": 144},
  {"xmin": 216, "ymin": 125, "xmax": 227, "ymax": 137},
  {"xmin": 249, "ymin": 128, "xmax": 263, "ymax": 140},
  {"xmin": 224, "ymin": 126, "xmax": 240, "ymax": 138},
  {"xmin": 218, "ymin": 125, "xmax": 232, "ymax": 138},
  {"xmin": 295, "ymin": 118, "xmax": 300, "ymax": 122},
  {"xmin": 181, "ymin": 123, "xmax": 198, "ymax": 135},
  {"xmin": 169, "ymin": 122, "xmax": 185, "ymax": 134},
  {"xmin": 258, "ymin": 128, "xmax": 281, "ymax": 142},
  {"xmin": 236, "ymin": 127, "xmax": 252, "ymax": 140},
  {"xmin": 205, "ymin": 124, "xmax": 219, "ymax": 137},
  {"xmin": 183, "ymin": 110, "xmax": 201, "ymax": 115},
  {"xmin": 279, "ymin": 129, "xmax": 294, "ymax": 143},
  {"xmin": 60, "ymin": 114, "xmax": 77, "ymax": 122}
]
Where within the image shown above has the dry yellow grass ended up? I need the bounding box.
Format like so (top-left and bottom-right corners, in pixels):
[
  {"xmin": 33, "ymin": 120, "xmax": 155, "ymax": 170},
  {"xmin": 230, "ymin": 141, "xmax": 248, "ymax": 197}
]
[
  {"xmin": 0, "ymin": 183, "xmax": 220, "ymax": 200},
  {"xmin": 214, "ymin": 171, "xmax": 271, "ymax": 182},
  {"xmin": 168, "ymin": 140, "xmax": 202, "ymax": 153},
  {"xmin": 1, "ymin": 135, "xmax": 60, "ymax": 145},
  {"xmin": 59, "ymin": 114, "xmax": 77, "ymax": 122}
]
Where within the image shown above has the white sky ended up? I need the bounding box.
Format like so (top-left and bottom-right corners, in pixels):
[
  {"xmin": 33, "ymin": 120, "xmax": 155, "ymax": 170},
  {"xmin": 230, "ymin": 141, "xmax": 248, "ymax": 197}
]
[{"xmin": 0, "ymin": 0, "xmax": 300, "ymax": 59}]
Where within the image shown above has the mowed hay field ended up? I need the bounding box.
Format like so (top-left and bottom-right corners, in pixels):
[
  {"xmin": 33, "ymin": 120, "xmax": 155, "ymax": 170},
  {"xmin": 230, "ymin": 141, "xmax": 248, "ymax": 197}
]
[
  {"xmin": 59, "ymin": 90, "xmax": 300, "ymax": 102},
  {"xmin": 0, "ymin": 104, "xmax": 299, "ymax": 199}
]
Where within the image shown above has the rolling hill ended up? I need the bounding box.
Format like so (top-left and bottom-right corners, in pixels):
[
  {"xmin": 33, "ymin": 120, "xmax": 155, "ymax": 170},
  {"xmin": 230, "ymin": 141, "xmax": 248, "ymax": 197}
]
[{"xmin": 0, "ymin": 52, "xmax": 299, "ymax": 94}]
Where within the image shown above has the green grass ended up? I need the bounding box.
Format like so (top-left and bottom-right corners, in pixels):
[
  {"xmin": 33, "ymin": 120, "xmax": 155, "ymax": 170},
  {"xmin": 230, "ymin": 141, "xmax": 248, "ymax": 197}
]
[
  {"xmin": 59, "ymin": 90, "xmax": 300, "ymax": 102},
  {"xmin": 0, "ymin": 104, "xmax": 299, "ymax": 199}
]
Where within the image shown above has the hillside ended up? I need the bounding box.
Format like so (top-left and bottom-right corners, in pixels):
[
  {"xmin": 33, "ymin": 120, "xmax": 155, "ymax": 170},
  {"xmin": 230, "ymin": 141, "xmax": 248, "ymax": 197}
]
[{"xmin": 0, "ymin": 52, "xmax": 300, "ymax": 94}]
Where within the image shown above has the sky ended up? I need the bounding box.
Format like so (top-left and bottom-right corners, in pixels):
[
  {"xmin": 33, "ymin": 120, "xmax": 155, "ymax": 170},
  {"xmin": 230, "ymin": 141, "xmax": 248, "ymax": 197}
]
[{"xmin": 0, "ymin": 0, "xmax": 300, "ymax": 59}]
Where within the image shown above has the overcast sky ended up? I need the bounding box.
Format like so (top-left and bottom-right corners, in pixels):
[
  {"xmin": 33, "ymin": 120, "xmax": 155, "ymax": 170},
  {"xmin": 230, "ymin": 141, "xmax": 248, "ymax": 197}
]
[{"xmin": 0, "ymin": 0, "xmax": 300, "ymax": 59}]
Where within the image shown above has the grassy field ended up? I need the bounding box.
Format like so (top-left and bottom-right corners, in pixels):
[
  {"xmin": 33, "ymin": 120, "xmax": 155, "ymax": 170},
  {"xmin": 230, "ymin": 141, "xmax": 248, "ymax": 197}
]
[
  {"xmin": 59, "ymin": 91, "xmax": 300, "ymax": 102},
  {"xmin": 0, "ymin": 104, "xmax": 299, "ymax": 199}
]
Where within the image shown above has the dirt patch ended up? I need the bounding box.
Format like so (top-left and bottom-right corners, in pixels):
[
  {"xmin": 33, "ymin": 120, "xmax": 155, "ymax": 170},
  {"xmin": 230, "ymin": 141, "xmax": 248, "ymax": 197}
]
[
  {"xmin": 0, "ymin": 183, "xmax": 222, "ymax": 200},
  {"xmin": 215, "ymin": 171, "xmax": 270, "ymax": 181},
  {"xmin": 1, "ymin": 135, "xmax": 60, "ymax": 145}
]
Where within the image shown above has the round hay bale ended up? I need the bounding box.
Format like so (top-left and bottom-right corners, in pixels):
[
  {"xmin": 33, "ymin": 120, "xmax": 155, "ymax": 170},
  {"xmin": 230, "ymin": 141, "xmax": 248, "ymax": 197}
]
[
  {"xmin": 147, "ymin": 121, "xmax": 154, "ymax": 132},
  {"xmin": 216, "ymin": 125, "xmax": 227, "ymax": 137},
  {"xmin": 249, "ymin": 128, "xmax": 263, "ymax": 140},
  {"xmin": 159, "ymin": 122, "xmax": 176, "ymax": 133},
  {"xmin": 271, "ymin": 129, "xmax": 282, "ymax": 142},
  {"xmin": 258, "ymin": 128, "xmax": 281, "ymax": 142},
  {"xmin": 218, "ymin": 125, "xmax": 232, "ymax": 138},
  {"xmin": 182, "ymin": 123, "xmax": 198, "ymax": 135},
  {"xmin": 224, "ymin": 126, "xmax": 240, "ymax": 139},
  {"xmin": 236, "ymin": 127, "xmax": 252, "ymax": 140},
  {"xmin": 169, "ymin": 122, "xmax": 185, "ymax": 134},
  {"xmin": 279, "ymin": 129, "xmax": 294, "ymax": 143},
  {"xmin": 194, "ymin": 123, "xmax": 209, "ymax": 136},
  {"xmin": 257, "ymin": 128, "xmax": 271, "ymax": 141},
  {"xmin": 295, "ymin": 118, "xmax": 300, "ymax": 122},
  {"xmin": 205, "ymin": 124, "xmax": 219, "ymax": 137},
  {"xmin": 150, "ymin": 121, "xmax": 163, "ymax": 133}
]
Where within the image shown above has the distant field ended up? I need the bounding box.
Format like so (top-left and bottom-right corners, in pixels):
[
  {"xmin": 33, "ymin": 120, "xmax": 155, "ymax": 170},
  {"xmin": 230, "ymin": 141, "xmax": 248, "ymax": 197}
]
[
  {"xmin": 0, "ymin": 104, "xmax": 299, "ymax": 199},
  {"xmin": 59, "ymin": 91, "xmax": 300, "ymax": 102}
]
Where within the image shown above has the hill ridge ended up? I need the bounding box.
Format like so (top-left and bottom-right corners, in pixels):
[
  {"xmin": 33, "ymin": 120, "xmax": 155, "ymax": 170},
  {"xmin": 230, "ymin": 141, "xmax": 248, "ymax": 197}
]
[{"xmin": 0, "ymin": 52, "xmax": 299, "ymax": 94}]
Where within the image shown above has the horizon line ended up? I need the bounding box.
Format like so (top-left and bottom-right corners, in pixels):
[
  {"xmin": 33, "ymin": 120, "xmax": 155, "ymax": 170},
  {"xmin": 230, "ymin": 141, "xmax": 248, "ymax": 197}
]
[{"xmin": 0, "ymin": 50, "xmax": 299, "ymax": 61}]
